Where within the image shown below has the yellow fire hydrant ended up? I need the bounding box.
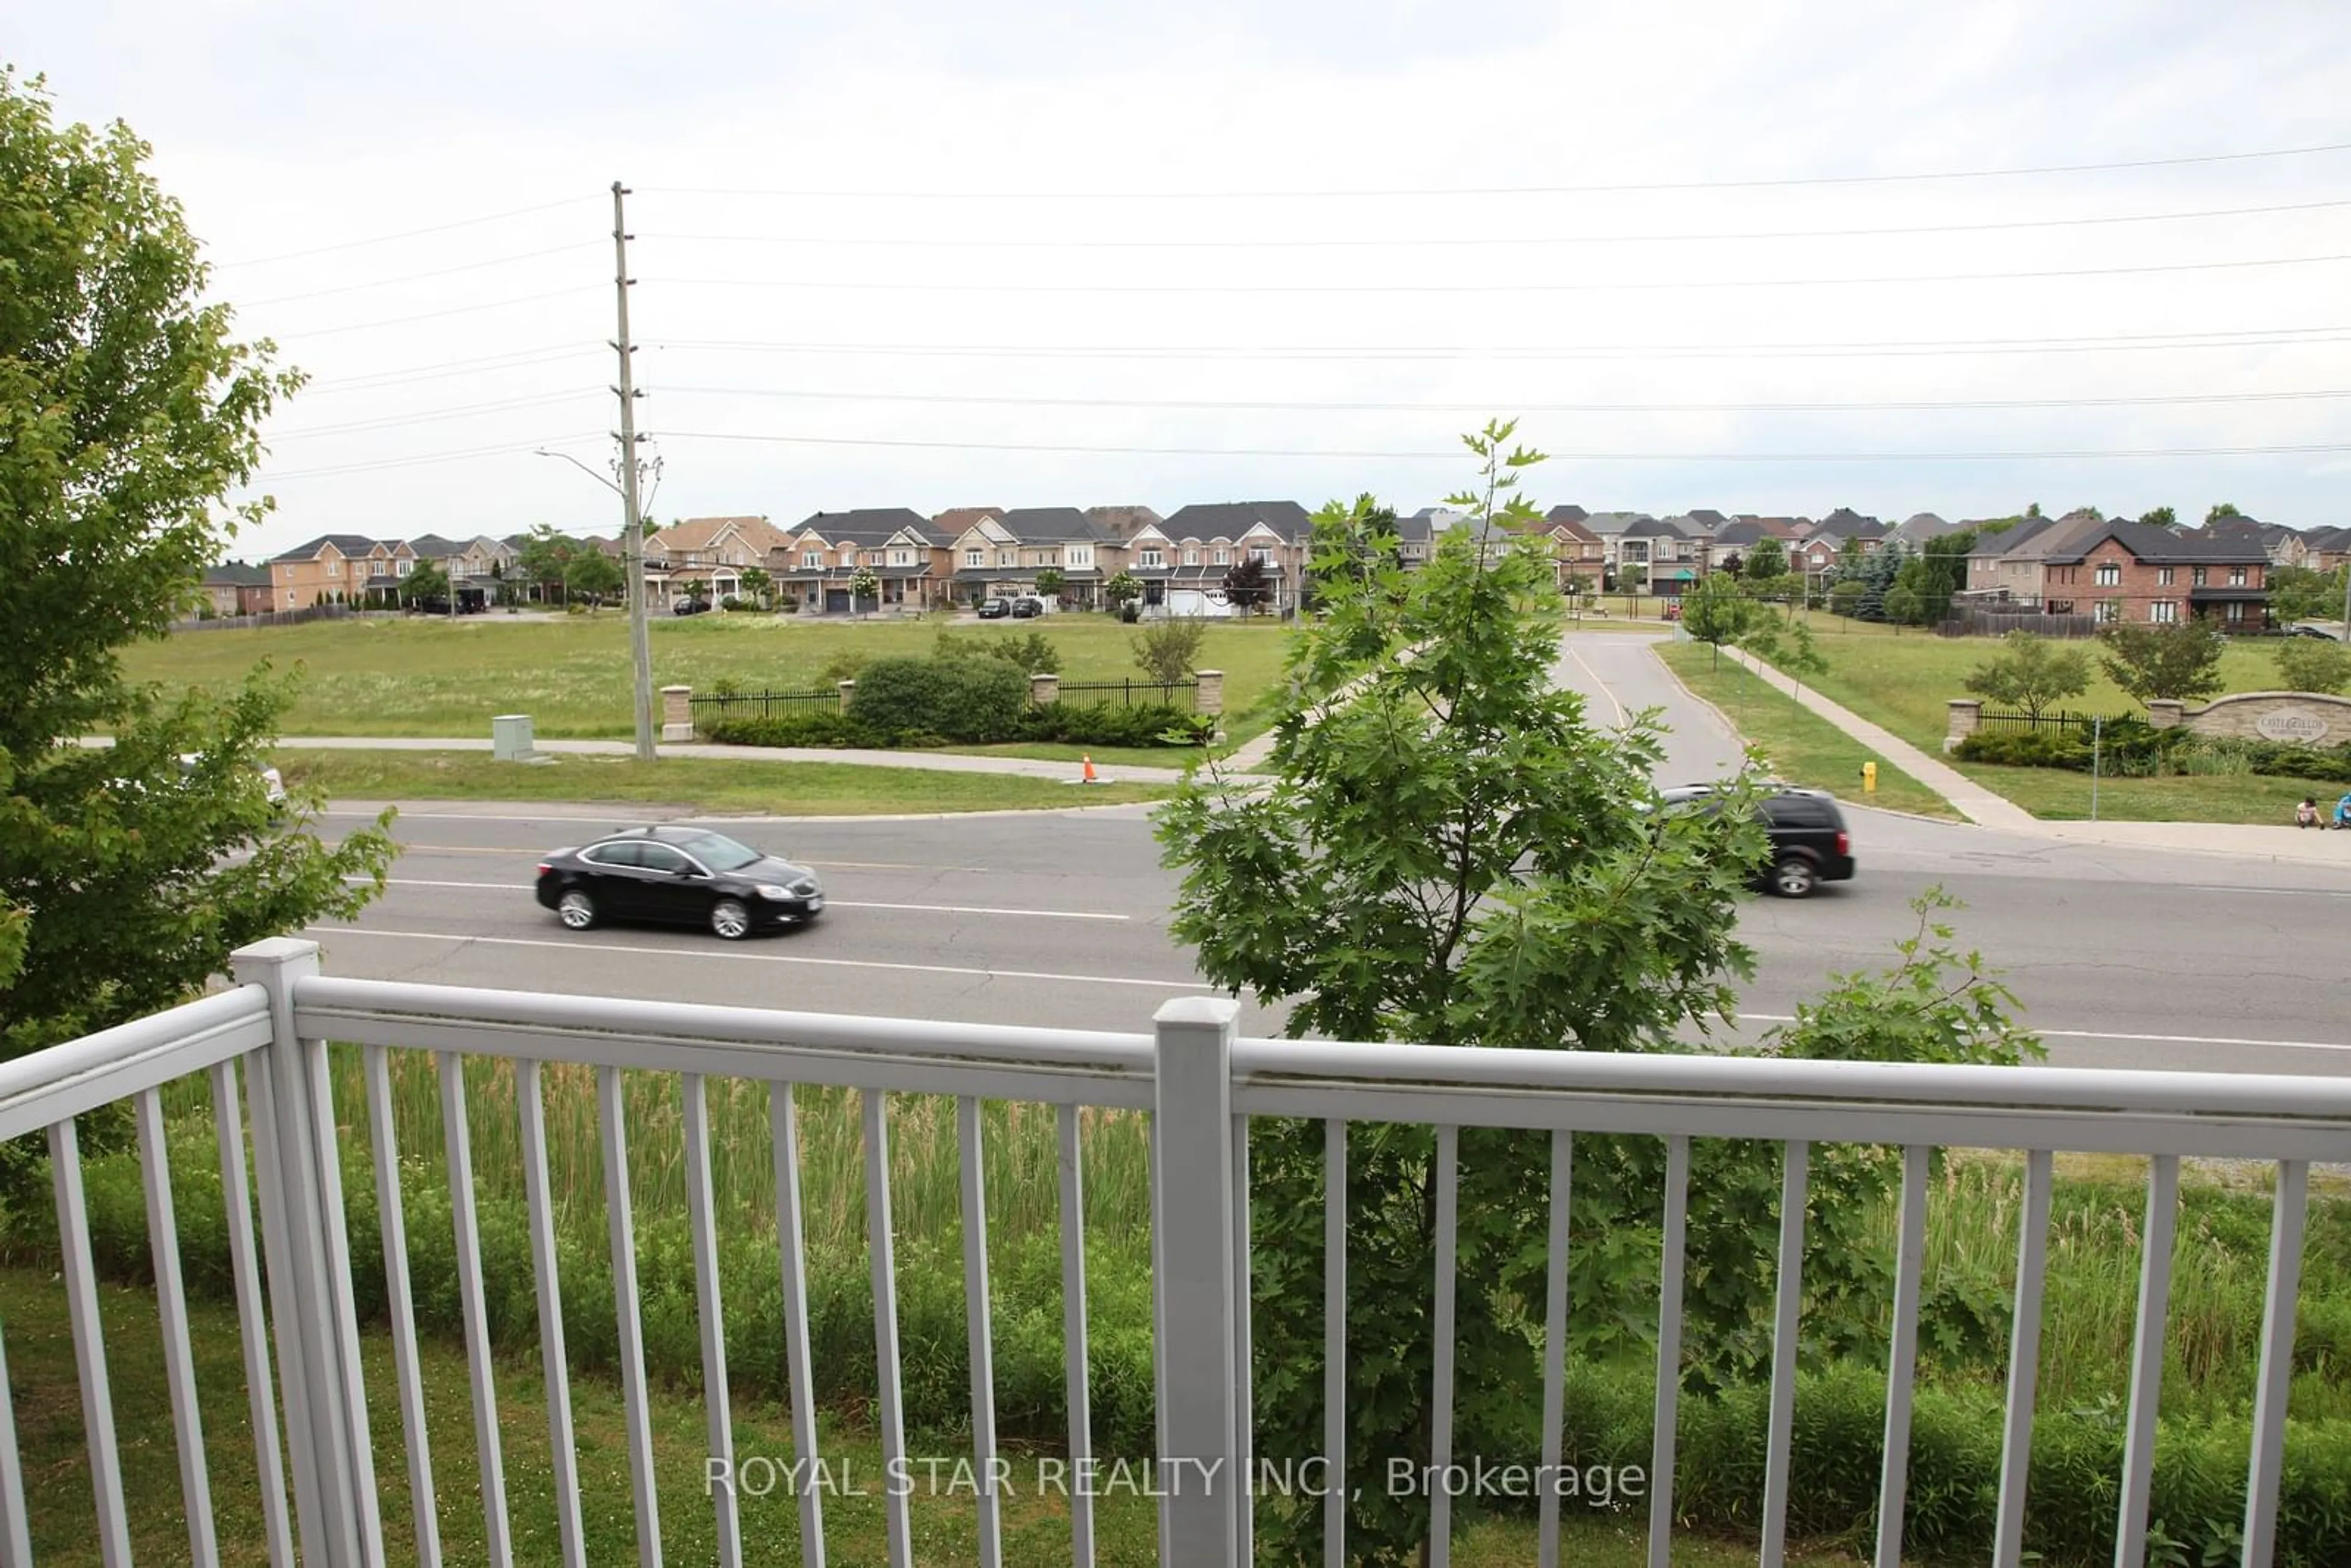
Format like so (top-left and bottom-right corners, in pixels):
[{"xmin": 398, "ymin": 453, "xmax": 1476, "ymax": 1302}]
[{"xmin": 1862, "ymin": 760, "xmax": 1878, "ymax": 793}]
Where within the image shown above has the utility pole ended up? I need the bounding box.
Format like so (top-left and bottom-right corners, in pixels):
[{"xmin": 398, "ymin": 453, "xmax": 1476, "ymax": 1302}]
[{"xmin": 612, "ymin": 180, "xmax": 656, "ymax": 762}]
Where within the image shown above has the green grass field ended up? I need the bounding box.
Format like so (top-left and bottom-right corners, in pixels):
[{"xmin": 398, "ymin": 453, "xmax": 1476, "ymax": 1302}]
[
  {"xmin": 1655, "ymin": 643, "xmax": 1957, "ymax": 819},
  {"xmin": 127, "ymin": 613, "xmax": 1298, "ymax": 747},
  {"xmin": 272, "ymin": 751, "xmax": 1173, "ymax": 813},
  {"xmin": 1744, "ymin": 615, "xmax": 2332, "ymax": 823}
]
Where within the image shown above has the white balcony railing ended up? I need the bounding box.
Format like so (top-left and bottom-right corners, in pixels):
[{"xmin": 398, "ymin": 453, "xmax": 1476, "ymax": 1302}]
[{"xmin": 2, "ymin": 936, "xmax": 2346, "ymax": 1566}]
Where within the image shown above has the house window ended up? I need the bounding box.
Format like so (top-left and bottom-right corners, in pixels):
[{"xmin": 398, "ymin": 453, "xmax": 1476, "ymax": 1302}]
[
  {"xmin": 2192, "ymin": 566, "xmax": 2207, "ymax": 587},
  {"xmin": 803, "ymin": 551, "xmax": 822, "ymax": 568},
  {"xmin": 2094, "ymin": 562, "xmax": 2120, "ymax": 586},
  {"xmin": 2150, "ymin": 601, "xmax": 2178, "ymax": 623},
  {"xmin": 2156, "ymin": 567, "xmax": 2173, "ymax": 586},
  {"xmin": 998, "ymin": 551, "xmax": 1015, "ymax": 568},
  {"xmin": 891, "ymin": 550, "xmax": 911, "ymax": 566},
  {"xmin": 2226, "ymin": 601, "xmax": 2248, "ymax": 623},
  {"xmin": 1139, "ymin": 549, "xmax": 1164, "ymax": 568},
  {"xmin": 1068, "ymin": 547, "xmax": 1090, "ymax": 568},
  {"xmin": 2229, "ymin": 566, "xmax": 2248, "ymax": 586},
  {"xmin": 965, "ymin": 549, "xmax": 983, "ymax": 567},
  {"xmin": 2094, "ymin": 599, "xmax": 2121, "ymax": 623},
  {"xmin": 1251, "ymin": 546, "xmax": 1272, "ymax": 564},
  {"xmin": 327, "ymin": 560, "xmax": 340, "ymax": 577},
  {"xmin": 1212, "ymin": 549, "xmax": 1229, "ymax": 566},
  {"xmin": 397, "ymin": 560, "xmax": 412, "ymax": 577},
  {"xmin": 1183, "ymin": 549, "xmax": 1199, "ymax": 566}
]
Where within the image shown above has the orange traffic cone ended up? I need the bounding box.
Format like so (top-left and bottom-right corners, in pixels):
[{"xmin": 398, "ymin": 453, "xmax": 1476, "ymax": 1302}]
[{"xmin": 1081, "ymin": 754, "xmax": 1098, "ymax": 784}]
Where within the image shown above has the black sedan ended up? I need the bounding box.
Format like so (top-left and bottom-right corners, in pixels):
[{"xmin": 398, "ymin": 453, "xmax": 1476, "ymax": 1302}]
[{"xmin": 535, "ymin": 826, "xmax": 824, "ymax": 939}]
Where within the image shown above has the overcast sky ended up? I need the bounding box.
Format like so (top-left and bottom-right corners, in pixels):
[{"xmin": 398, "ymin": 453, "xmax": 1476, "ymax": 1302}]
[{"xmin": 15, "ymin": 1, "xmax": 2351, "ymax": 557}]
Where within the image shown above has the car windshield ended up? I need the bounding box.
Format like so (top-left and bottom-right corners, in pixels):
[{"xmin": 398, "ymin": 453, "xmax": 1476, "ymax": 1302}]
[{"xmin": 670, "ymin": 831, "xmax": 763, "ymax": 871}]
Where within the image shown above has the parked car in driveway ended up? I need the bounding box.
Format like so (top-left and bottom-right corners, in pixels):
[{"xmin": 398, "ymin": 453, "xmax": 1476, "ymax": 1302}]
[
  {"xmin": 1656, "ymin": 782, "xmax": 1854, "ymax": 898},
  {"xmin": 1010, "ymin": 596, "xmax": 1044, "ymax": 618},
  {"xmin": 536, "ymin": 826, "xmax": 823, "ymax": 939},
  {"xmin": 673, "ymin": 598, "xmax": 713, "ymax": 617},
  {"xmin": 977, "ymin": 598, "xmax": 1012, "ymax": 619}
]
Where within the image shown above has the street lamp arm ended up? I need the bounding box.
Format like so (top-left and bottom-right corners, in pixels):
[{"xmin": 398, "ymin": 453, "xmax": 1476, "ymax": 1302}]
[{"xmin": 535, "ymin": 447, "xmax": 624, "ymax": 499}]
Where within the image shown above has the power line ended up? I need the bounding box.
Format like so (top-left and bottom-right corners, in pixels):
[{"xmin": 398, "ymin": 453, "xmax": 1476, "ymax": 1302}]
[
  {"xmin": 268, "ymin": 389, "xmax": 609, "ymax": 440},
  {"xmin": 652, "ymin": 250, "xmax": 2351, "ymax": 295},
  {"xmin": 251, "ymin": 434, "xmax": 606, "ymax": 480},
  {"xmin": 653, "ymin": 429, "xmax": 2351, "ymax": 461},
  {"xmin": 656, "ymin": 382, "xmax": 2351, "ymax": 416},
  {"xmin": 212, "ymin": 197, "xmax": 599, "ymax": 268},
  {"xmin": 279, "ymin": 285, "xmax": 606, "ymax": 339},
  {"xmin": 302, "ymin": 346, "xmax": 606, "ymax": 396},
  {"xmin": 637, "ymin": 137, "xmax": 2351, "ymax": 200},
  {"xmin": 643, "ymin": 196, "xmax": 2351, "ymax": 252},
  {"xmin": 238, "ymin": 243, "xmax": 606, "ymax": 307},
  {"xmin": 648, "ymin": 326, "xmax": 2351, "ymax": 363}
]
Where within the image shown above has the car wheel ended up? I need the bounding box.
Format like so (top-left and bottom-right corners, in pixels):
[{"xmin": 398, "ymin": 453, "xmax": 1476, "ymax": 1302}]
[
  {"xmin": 710, "ymin": 898, "xmax": 753, "ymax": 940},
  {"xmin": 1771, "ymin": 857, "xmax": 1818, "ymax": 899},
  {"xmin": 556, "ymin": 889, "xmax": 599, "ymax": 930}
]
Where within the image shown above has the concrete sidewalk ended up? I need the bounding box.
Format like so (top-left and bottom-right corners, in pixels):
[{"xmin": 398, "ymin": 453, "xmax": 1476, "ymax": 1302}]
[
  {"xmin": 255, "ymin": 733, "xmax": 1210, "ymax": 786},
  {"xmin": 1716, "ymin": 647, "xmax": 2042, "ymax": 831},
  {"xmin": 1704, "ymin": 647, "xmax": 2351, "ymax": 865}
]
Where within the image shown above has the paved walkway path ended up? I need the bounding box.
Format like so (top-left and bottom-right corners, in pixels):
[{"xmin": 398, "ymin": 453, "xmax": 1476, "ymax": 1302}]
[
  {"xmin": 250, "ymin": 734, "xmax": 1210, "ymax": 786},
  {"xmin": 1715, "ymin": 646, "xmax": 2043, "ymax": 831}
]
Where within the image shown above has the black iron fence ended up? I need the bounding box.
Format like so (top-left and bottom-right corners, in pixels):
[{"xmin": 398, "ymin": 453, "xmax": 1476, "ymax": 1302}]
[
  {"xmin": 689, "ymin": 688, "xmax": 841, "ymax": 722},
  {"xmin": 1938, "ymin": 606, "xmax": 2100, "ymax": 639},
  {"xmin": 1054, "ymin": 678, "xmax": 1199, "ymax": 710},
  {"xmin": 1976, "ymin": 707, "xmax": 2135, "ymax": 737}
]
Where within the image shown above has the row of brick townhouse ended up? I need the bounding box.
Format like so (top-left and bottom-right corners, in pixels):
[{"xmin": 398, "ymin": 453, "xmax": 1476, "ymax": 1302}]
[{"xmin": 259, "ymin": 533, "xmax": 523, "ymax": 610}]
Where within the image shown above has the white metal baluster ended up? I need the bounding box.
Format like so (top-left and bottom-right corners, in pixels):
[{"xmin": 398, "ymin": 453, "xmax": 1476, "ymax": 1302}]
[
  {"xmin": 1993, "ymin": 1149, "xmax": 2054, "ymax": 1568},
  {"xmin": 2244, "ymin": 1160, "xmax": 2310, "ymax": 1566},
  {"xmin": 1233, "ymin": 1113, "xmax": 1254, "ymax": 1568},
  {"xmin": 213, "ymin": 1057, "xmax": 294, "ymax": 1567},
  {"xmin": 1149, "ymin": 1109, "xmax": 1169, "ymax": 1568},
  {"xmin": 770, "ymin": 1083, "xmax": 827, "ymax": 1568},
  {"xmin": 1537, "ymin": 1130, "xmax": 1573, "ymax": 1568},
  {"xmin": 864, "ymin": 1090, "xmax": 914, "ymax": 1568},
  {"xmin": 136, "ymin": 1086, "xmax": 219, "ymax": 1564},
  {"xmin": 2115, "ymin": 1153, "xmax": 2180, "ymax": 1568},
  {"xmin": 1647, "ymin": 1136, "xmax": 1692, "ymax": 1568},
  {"xmin": 1324, "ymin": 1118, "xmax": 1347, "ymax": 1568},
  {"xmin": 517, "ymin": 1060, "xmax": 584, "ymax": 1568},
  {"xmin": 51, "ymin": 1117, "xmax": 131, "ymax": 1567},
  {"xmin": 684, "ymin": 1075, "xmax": 743, "ymax": 1568},
  {"xmin": 599, "ymin": 1063, "xmax": 664, "ymax": 1568},
  {"xmin": 1430, "ymin": 1123, "xmax": 1460, "ymax": 1568},
  {"xmin": 0, "ymin": 1319, "xmax": 30, "ymax": 1568},
  {"xmin": 958, "ymin": 1097, "xmax": 1003, "ymax": 1568},
  {"xmin": 441, "ymin": 1051, "xmax": 514, "ymax": 1564},
  {"xmin": 1058, "ymin": 1104, "xmax": 1096, "ymax": 1568},
  {"xmin": 1151, "ymin": 997, "xmax": 1240, "ymax": 1568},
  {"xmin": 299, "ymin": 1037, "xmax": 385, "ymax": 1568},
  {"xmin": 1875, "ymin": 1145, "xmax": 1931, "ymax": 1568},
  {"xmin": 366, "ymin": 1046, "xmax": 442, "ymax": 1568},
  {"xmin": 1760, "ymin": 1139, "xmax": 1809, "ymax": 1568}
]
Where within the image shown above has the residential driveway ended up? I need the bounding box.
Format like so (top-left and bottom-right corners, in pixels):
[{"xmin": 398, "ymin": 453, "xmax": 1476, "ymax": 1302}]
[{"xmin": 1547, "ymin": 630, "xmax": 1748, "ymax": 784}]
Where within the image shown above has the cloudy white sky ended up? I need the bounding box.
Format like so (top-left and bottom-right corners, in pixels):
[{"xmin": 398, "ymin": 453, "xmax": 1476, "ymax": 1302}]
[{"xmin": 16, "ymin": 1, "xmax": 2351, "ymax": 557}]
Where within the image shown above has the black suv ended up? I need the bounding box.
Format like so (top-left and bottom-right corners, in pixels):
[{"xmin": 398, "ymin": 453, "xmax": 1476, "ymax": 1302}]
[{"xmin": 1657, "ymin": 783, "xmax": 1854, "ymax": 898}]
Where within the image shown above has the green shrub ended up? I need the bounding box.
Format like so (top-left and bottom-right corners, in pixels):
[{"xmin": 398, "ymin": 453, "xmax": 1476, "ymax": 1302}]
[
  {"xmin": 934, "ymin": 628, "xmax": 1063, "ymax": 675},
  {"xmin": 1022, "ymin": 702, "xmax": 1210, "ymax": 748},
  {"xmin": 849, "ymin": 656, "xmax": 1030, "ymax": 743},
  {"xmin": 1955, "ymin": 730, "xmax": 2095, "ymax": 770},
  {"xmin": 703, "ymin": 711, "xmax": 861, "ymax": 748}
]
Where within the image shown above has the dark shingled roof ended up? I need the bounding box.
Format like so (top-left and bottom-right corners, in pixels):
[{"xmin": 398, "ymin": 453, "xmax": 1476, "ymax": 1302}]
[
  {"xmin": 792, "ymin": 508, "xmax": 934, "ymax": 544},
  {"xmin": 269, "ymin": 533, "xmax": 378, "ymax": 562},
  {"xmin": 203, "ymin": 561, "xmax": 271, "ymax": 587},
  {"xmin": 997, "ymin": 507, "xmax": 1116, "ymax": 542},
  {"xmin": 1158, "ymin": 501, "xmax": 1313, "ymax": 542}
]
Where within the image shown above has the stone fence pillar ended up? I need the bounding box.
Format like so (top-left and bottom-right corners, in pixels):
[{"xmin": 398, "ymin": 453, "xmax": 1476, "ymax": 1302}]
[
  {"xmin": 838, "ymin": 679, "xmax": 856, "ymax": 711},
  {"xmin": 1030, "ymin": 672, "xmax": 1060, "ymax": 705},
  {"xmin": 661, "ymin": 685, "xmax": 693, "ymax": 743},
  {"xmin": 1944, "ymin": 699, "xmax": 1981, "ymax": 751},
  {"xmin": 2146, "ymin": 700, "xmax": 2184, "ymax": 730},
  {"xmin": 1195, "ymin": 669, "xmax": 1225, "ymax": 716}
]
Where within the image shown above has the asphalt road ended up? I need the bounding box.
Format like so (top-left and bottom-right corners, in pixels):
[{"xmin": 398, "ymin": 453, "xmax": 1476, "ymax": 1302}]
[{"xmin": 304, "ymin": 786, "xmax": 2351, "ymax": 1078}]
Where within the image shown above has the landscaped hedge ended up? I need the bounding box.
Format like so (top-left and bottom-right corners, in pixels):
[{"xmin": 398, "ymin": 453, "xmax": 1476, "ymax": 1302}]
[
  {"xmin": 26, "ymin": 1117, "xmax": 2351, "ymax": 1565},
  {"xmin": 1957, "ymin": 726, "xmax": 2351, "ymax": 784},
  {"xmin": 699, "ymin": 661, "xmax": 1213, "ymax": 749}
]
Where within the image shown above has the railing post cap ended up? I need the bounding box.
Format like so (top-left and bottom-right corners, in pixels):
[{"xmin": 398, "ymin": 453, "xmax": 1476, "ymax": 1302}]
[
  {"xmin": 1155, "ymin": 995, "xmax": 1242, "ymax": 1029},
  {"xmin": 660, "ymin": 683, "xmax": 691, "ymax": 695},
  {"xmin": 230, "ymin": 936, "xmax": 321, "ymax": 972}
]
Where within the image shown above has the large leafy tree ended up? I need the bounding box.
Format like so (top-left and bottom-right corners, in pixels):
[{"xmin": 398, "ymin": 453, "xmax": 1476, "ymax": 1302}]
[
  {"xmin": 0, "ymin": 70, "xmax": 393, "ymax": 1054},
  {"xmin": 1964, "ymin": 630, "xmax": 2092, "ymax": 718},
  {"xmin": 1679, "ymin": 571, "xmax": 1753, "ymax": 667},
  {"xmin": 2098, "ymin": 617, "xmax": 2227, "ymax": 705},
  {"xmin": 1743, "ymin": 535, "xmax": 1787, "ymax": 581}
]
